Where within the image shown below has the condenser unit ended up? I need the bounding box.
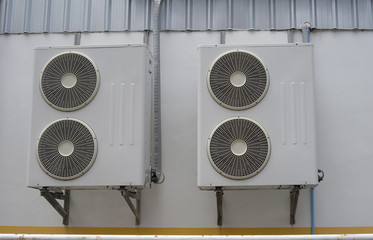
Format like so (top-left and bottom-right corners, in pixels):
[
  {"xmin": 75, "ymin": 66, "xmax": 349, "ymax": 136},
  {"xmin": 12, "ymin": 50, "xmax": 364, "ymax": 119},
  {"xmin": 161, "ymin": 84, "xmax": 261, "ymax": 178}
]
[
  {"xmin": 198, "ymin": 44, "xmax": 318, "ymax": 190},
  {"xmin": 27, "ymin": 45, "xmax": 152, "ymax": 189}
]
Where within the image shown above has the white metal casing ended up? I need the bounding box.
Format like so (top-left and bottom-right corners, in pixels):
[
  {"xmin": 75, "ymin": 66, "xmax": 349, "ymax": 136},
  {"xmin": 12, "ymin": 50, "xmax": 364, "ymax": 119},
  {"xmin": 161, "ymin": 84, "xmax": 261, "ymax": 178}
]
[
  {"xmin": 27, "ymin": 45, "xmax": 152, "ymax": 189},
  {"xmin": 198, "ymin": 44, "xmax": 318, "ymax": 190}
]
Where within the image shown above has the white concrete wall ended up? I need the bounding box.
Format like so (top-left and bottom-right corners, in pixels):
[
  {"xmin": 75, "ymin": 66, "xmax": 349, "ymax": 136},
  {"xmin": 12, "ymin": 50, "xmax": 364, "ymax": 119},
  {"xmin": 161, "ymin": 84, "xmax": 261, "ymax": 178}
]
[{"xmin": 0, "ymin": 30, "xmax": 373, "ymax": 229}]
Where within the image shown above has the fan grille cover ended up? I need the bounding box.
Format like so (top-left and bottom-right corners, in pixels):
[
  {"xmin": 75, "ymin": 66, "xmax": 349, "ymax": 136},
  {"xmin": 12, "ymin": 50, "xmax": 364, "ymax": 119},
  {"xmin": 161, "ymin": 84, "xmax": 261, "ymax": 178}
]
[
  {"xmin": 207, "ymin": 117, "xmax": 271, "ymax": 180},
  {"xmin": 36, "ymin": 118, "xmax": 98, "ymax": 180},
  {"xmin": 40, "ymin": 51, "xmax": 100, "ymax": 111},
  {"xmin": 207, "ymin": 50, "xmax": 269, "ymax": 110}
]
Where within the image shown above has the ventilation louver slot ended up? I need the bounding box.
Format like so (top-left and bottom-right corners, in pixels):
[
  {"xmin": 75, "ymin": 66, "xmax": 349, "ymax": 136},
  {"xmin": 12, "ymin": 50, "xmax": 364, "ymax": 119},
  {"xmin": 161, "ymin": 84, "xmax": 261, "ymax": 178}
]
[
  {"xmin": 207, "ymin": 50, "xmax": 269, "ymax": 110},
  {"xmin": 37, "ymin": 118, "xmax": 98, "ymax": 180},
  {"xmin": 207, "ymin": 117, "xmax": 271, "ymax": 180},
  {"xmin": 40, "ymin": 52, "xmax": 100, "ymax": 111}
]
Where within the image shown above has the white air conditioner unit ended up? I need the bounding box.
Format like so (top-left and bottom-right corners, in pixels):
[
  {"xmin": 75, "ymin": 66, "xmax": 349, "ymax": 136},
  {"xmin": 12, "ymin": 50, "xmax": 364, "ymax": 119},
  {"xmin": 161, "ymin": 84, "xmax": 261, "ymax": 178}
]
[
  {"xmin": 198, "ymin": 44, "xmax": 318, "ymax": 190},
  {"xmin": 27, "ymin": 45, "xmax": 152, "ymax": 189}
]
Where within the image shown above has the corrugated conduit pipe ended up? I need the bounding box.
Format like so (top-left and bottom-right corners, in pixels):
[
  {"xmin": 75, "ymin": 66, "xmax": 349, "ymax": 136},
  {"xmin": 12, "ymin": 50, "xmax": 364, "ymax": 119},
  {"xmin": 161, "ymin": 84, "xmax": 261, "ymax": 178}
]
[{"xmin": 151, "ymin": 0, "xmax": 164, "ymax": 184}]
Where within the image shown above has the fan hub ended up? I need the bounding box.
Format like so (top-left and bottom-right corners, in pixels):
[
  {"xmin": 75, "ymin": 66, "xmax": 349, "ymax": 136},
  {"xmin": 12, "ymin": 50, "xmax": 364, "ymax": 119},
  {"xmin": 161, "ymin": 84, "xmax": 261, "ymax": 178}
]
[
  {"xmin": 61, "ymin": 73, "xmax": 77, "ymax": 89},
  {"xmin": 231, "ymin": 139, "xmax": 247, "ymax": 156},
  {"xmin": 230, "ymin": 71, "xmax": 246, "ymax": 87},
  {"xmin": 58, "ymin": 140, "xmax": 74, "ymax": 157}
]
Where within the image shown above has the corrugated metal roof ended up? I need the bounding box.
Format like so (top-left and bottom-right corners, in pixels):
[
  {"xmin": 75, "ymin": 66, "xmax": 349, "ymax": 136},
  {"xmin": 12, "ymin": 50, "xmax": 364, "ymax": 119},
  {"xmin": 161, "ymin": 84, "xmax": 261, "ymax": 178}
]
[{"xmin": 1, "ymin": 0, "xmax": 373, "ymax": 34}]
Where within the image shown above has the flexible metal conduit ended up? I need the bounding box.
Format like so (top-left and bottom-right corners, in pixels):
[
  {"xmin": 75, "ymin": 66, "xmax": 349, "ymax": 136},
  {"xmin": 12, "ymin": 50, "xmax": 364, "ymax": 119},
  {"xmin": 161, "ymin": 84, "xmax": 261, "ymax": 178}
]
[
  {"xmin": 1, "ymin": 235, "xmax": 373, "ymax": 240},
  {"xmin": 152, "ymin": 0, "xmax": 162, "ymax": 182}
]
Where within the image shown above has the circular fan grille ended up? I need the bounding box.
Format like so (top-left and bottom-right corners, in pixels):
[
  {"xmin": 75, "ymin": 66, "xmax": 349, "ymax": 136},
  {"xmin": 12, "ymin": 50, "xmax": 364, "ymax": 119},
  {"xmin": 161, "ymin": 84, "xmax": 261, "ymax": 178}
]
[
  {"xmin": 36, "ymin": 118, "xmax": 98, "ymax": 180},
  {"xmin": 207, "ymin": 117, "xmax": 271, "ymax": 180},
  {"xmin": 40, "ymin": 52, "xmax": 100, "ymax": 111},
  {"xmin": 207, "ymin": 50, "xmax": 269, "ymax": 110}
]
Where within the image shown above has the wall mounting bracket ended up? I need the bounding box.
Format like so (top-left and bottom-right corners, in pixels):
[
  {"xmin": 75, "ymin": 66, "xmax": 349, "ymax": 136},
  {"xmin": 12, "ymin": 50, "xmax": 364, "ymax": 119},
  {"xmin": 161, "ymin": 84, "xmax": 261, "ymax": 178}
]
[
  {"xmin": 40, "ymin": 188, "xmax": 70, "ymax": 225},
  {"xmin": 212, "ymin": 186, "xmax": 302, "ymax": 226},
  {"xmin": 119, "ymin": 187, "xmax": 141, "ymax": 225},
  {"xmin": 290, "ymin": 185, "xmax": 301, "ymax": 225},
  {"xmin": 215, "ymin": 187, "xmax": 223, "ymax": 226}
]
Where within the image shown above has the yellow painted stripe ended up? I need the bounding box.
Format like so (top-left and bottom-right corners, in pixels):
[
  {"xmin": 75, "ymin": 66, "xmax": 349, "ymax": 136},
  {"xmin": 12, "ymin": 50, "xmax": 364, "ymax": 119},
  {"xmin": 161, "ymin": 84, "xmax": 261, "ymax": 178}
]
[
  {"xmin": 315, "ymin": 227, "xmax": 373, "ymax": 234},
  {"xmin": 0, "ymin": 226, "xmax": 373, "ymax": 235}
]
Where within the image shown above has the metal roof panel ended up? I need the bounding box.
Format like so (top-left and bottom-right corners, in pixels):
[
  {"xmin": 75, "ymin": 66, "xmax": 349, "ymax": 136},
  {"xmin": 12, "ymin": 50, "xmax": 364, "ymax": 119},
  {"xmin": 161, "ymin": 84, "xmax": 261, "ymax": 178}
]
[{"xmin": 1, "ymin": 0, "xmax": 373, "ymax": 34}]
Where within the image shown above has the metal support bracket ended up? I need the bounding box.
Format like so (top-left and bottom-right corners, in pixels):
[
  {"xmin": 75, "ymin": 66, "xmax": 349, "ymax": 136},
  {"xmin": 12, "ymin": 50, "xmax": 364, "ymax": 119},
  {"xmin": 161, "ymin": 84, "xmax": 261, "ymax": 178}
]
[
  {"xmin": 290, "ymin": 185, "xmax": 301, "ymax": 225},
  {"xmin": 215, "ymin": 187, "xmax": 223, "ymax": 226},
  {"xmin": 119, "ymin": 187, "xmax": 141, "ymax": 225},
  {"xmin": 40, "ymin": 188, "xmax": 70, "ymax": 225}
]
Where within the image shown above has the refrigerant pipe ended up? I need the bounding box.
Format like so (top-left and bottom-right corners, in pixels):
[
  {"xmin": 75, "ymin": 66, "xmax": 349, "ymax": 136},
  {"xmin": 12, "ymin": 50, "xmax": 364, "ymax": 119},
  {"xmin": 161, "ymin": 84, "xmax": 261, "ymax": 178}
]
[
  {"xmin": 311, "ymin": 187, "xmax": 315, "ymax": 234},
  {"xmin": 301, "ymin": 21, "xmax": 315, "ymax": 234}
]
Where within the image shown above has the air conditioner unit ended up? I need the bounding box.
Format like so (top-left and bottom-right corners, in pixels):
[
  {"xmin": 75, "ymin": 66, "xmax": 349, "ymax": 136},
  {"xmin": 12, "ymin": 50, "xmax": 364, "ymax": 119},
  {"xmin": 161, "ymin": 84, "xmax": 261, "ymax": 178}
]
[
  {"xmin": 198, "ymin": 44, "xmax": 318, "ymax": 190},
  {"xmin": 27, "ymin": 45, "xmax": 152, "ymax": 190}
]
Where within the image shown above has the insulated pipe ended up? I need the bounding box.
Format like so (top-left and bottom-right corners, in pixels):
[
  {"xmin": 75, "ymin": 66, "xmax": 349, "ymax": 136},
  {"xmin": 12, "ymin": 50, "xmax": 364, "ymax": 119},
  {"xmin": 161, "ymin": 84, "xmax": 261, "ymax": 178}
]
[
  {"xmin": 2, "ymin": 235, "xmax": 373, "ymax": 240},
  {"xmin": 311, "ymin": 188, "xmax": 315, "ymax": 234},
  {"xmin": 301, "ymin": 21, "xmax": 315, "ymax": 234},
  {"xmin": 301, "ymin": 21, "xmax": 311, "ymax": 43},
  {"xmin": 152, "ymin": 0, "xmax": 163, "ymax": 183}
]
